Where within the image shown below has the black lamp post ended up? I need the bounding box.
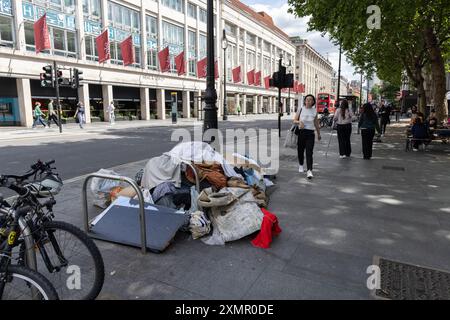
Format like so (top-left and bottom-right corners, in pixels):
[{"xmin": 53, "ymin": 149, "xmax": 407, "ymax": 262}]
[
  {"xmin": 337, "ymin": 45, "xmax": 342, "ymax": 105},
  {"xmin": 287, "ymin": 60, "xmax": 292, "ymax": 115},
  {"xmin": 222, "ymin": 29, "xmax": 229, "ymax": 121},
  {"xmin": 203, "ymin": 0, "xmax": 218, "ymax": 134}
]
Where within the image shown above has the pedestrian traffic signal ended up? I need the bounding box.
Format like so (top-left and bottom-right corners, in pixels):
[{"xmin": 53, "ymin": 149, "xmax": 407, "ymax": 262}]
[
  {"xmin": 72, "ymin": 68, "xmax": 84, "ymax": 89},
  {"xmin": 56, "ymin": 69, "xmax": 64, "ymax": 85},
  {"xmin": 40, "ymin": 65, "xmax": 54, "ymax": 88}
]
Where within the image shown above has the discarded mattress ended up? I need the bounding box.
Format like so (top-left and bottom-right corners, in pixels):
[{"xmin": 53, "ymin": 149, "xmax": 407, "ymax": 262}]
[{"xmin": 90, "ymin": 196, "xmax": 188, "ymax": 253}]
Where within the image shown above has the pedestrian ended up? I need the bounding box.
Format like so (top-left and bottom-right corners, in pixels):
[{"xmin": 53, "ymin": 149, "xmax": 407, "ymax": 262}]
[
  {"xmin": 411, "ymin": 116, "xmax": 430, "ymax": 151},
  {"xmin": 32, "ymin": 102, "xmax": 48, "ymax": 129},
  {"xmin": 237, "ymin": 105, "xmax": 241, "ymax": 116},
  {"xmin": 378, "ymin": 101, "xmax": 390, "ymax": 136},
  {"xmin": 74, "ymin": 102, "xmax": 85, "ymax": 129},
  {"xmin": 394, "ymin": 103, "xmax": 401, "ymax": 122},
  {"xmin": 47, "ymin": 99, "xmax": 59, "ymax": 128},
  {"xmin": 333, "ymin": 99, "xmax": 354, "ymax": 159},
  {"xmin": 293, "ymin": 94, "xmax": 322, "ymax": 179},
  {"xmin": 108, "ymin": 101, "xmax": 116, "ymax": 125},
  {"xmin": 358, "ymin": 103, "xmax": 381, "ymax": 160}
]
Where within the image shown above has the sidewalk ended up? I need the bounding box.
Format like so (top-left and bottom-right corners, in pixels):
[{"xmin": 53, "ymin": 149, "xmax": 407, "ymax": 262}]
[
  {"xmin": 49, "ymin": 121, "xmax": 450, "ymax": 299},
  {"xmin": 0, "ymin": 113, "xmax": 279, "ymax": 141}
]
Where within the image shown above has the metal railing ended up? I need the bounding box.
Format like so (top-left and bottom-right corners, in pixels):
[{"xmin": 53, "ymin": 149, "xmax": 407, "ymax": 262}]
[{"xmin": 81, "ymin": 161, "xmax": 200, "ymax": 254}]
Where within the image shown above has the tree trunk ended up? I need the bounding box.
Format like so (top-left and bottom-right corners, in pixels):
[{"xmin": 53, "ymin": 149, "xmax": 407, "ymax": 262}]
[
  {"xmin": 415, "ymin": 68, "xmax": 427, "ymax": 113},
  {"xmin": 424, "ymin": 26, "xmax": 448, "ymax": 122}
]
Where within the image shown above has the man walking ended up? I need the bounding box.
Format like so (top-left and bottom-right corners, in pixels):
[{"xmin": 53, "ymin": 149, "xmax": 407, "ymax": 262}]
[
  {"xmin": 32, "ymin": 102, "xmax": 48, "ymax": 129},
  {"xmin": 47, "ymin": 99, "xmax": 59, "ymax": 128},
  {"xmin": 378, "ymin": 101, "xmax": 390, "ymax": 136}
]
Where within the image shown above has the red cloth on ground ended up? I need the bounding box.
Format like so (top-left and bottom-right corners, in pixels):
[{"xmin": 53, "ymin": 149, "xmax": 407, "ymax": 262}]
[{"xmin": 251, "ymin": 208, "xmax": 282, "ymax": 249}]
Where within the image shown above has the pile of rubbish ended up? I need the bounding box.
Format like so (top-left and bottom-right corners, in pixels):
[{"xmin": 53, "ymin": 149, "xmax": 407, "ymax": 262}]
[{"xmin": 90, "ymin": 142, "xmax": 281, "ymax": 249}]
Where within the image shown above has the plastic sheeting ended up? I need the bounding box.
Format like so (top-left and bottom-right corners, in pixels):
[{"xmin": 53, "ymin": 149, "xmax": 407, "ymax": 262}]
[
  {"xmin": 165, "ymin": 142, "xmax": 241, "ymax": 179},
  {"xmin": 201, "ymin": 187, "xmax": 263, "ymax": 245}
]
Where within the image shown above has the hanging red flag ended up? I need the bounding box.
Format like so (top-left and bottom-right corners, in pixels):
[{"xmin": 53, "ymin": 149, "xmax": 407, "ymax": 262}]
[
  {"xmin": 158, "ymin": 46, "xmax": 171, "ymax": 73},
  {"xmin": 34, "ymin": 14, "xmax": 51, "ymax": 53},
  {"xmin": 197, "ymin": 57, "xmax": 207, "ymax": 78},
  {"xmin": 120, "ymin": 36, "xmax": 135, "ymax": 66},
  {"xmin": 247, "ymin": 69, "xmax": 255, "ymax": 85},
  {"xmin": 293, "ymin": 81, "xmax": 298, "ymax": 93},
  {"xmin": 96, "ymin": 29, "xmax": 110, "ymax": 63},
  {"xmin": 232, "ymin": 66, "xmax": 241, "ymax": 83},
  {"xmin": 175, "ymin": 51, "xmax": 186, "ymax": 76},
  {"xmin": 264, "ymin": 76, "xmax": 271, "ymax": 90},
  {"xmin": 254, "ymin": 71, "xmax": 261, "ymax": 86}
]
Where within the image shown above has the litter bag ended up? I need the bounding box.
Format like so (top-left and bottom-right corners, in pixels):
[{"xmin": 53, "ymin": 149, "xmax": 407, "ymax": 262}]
[{"xmin": 90, "ymin": 169, "xmax": 125, "ymax": 208}]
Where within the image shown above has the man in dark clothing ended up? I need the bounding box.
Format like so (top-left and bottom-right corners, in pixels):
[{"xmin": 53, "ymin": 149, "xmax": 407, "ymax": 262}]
[{"xmin": 378, "ymin": 102, "xmax": 391, "ymax": 136}]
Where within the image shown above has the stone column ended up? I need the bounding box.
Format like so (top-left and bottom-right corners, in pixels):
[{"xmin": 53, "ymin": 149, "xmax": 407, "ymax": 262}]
[
  {"xmin": 156, "ymin": 88, "xmax": 166, "ymax": 120},
  {"xmin": 253, "ymin": 95, "xmax": 258, "ymax": 114},
  {"xmin": 182, "ymin": 91, "xmax": 190, "ymax": 119},
  {"xmin": 242, "ymin": 94, "xmax": 247, "ymax": 115},
  {"xmin": 75, "ymin": 0, "xmax": 86, "ymax": 60},
  {"xmin": 235, "ymin": 93, "xmax": 240, "ymax": 115},
  {"xmin": 13, "ymin": 0, "xmax": 26, "ymax": 51},
  {"xmin": 78, "ymin": 84, "xmax": 91, "ymax": 123},
  {"xmin": 102, "ymin": 85, "xmax": 113, "ymax": 122},
  {"xmin": 140, "ymin": 0, "xmax": 148, "ymax": 69},
  {"xmin": 16, "ymin": 78, "xmax": 33, "ymax": 127},
  {"xmin": 140, "ymin": 87, "xmax": 150, "ymax": 120},
  {"xmin": 100, "ymin": 0, "xmax": 110, "ymax": 65}
]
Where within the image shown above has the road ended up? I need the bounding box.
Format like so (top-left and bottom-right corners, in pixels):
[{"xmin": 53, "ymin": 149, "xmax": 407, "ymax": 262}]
[{"xmin": 0, "ymin": 118, "xmax": 291, "ymax": 182}]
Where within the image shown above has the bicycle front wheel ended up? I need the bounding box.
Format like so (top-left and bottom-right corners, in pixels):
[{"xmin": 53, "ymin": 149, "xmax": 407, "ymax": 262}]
[
  {"xmin": 35, "ymin": 221, "xmax": 105, "ymax": 300},
  {"xmin": 0, "ymin": 265, "xmax": 59, "ymax": 300}
]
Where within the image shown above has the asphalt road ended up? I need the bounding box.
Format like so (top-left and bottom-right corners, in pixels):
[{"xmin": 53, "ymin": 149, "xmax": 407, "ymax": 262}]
[{"xmin": 0, "ymin": 119, "xmax": 292, "ymax": 183}]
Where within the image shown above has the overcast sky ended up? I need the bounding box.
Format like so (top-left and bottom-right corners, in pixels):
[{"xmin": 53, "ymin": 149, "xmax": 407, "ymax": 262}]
[{"xmin": 242, "ymin": 0, "xmax": 362, "ymax": 82}]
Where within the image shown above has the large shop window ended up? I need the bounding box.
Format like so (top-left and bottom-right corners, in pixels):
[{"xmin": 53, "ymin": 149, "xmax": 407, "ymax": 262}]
[
  {"xmin": 24, "ymin": 22, "xmax": 77, "ymax": 57},
  {"xmin": 146, "ymin": 15, "xmax": 158, "ymax": 70},
  {"xmin": 162, "ymin": 21, "xmax": 184, "ymax": 73},
  {"xmin": 188, "ymin": 30, "xmax": 196, "ymax": 76},
  {"xmin": 0, "ymin": 15, "xmax": 14, "ymax": 48},
  {"xmin": 162, "ymin": 0, "xmax": 184, "ymax": 13},
  {"xmin": 82, "ymin": 0, "xmax": 101, "ymax": 20},
  {"xmin": 28, "ymin": 0, "xmax": 76, "ymax": 15}
]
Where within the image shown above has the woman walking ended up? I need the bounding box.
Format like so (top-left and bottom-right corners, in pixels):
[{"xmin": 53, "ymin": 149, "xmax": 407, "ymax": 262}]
[
  {"xmin": 333, "ymin": 99, "xmax": 354, "ymax": 159},
  {"xmin": 358, "ymin": 103, "xmax": 381, "ymax": 160},
  {"xmin": 293, "ymin": 94, "xmax": 321, "ymax": 179},
  {"xmin": 74, "ymin": 102, "xmax": 86, "ymax": 129}
]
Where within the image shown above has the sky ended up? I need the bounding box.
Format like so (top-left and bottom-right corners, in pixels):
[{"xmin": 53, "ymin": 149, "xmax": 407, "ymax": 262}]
[{"xmin": 241, "ymin": 0, "xmax": 361, "ymax": 82}]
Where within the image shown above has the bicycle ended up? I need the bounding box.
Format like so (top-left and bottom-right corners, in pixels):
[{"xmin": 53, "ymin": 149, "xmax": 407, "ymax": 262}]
[
  {"xmin": 0, "ymin": 160, "xmax": 105, "ymax": 300},
  {"xmin": 319, "ymin": 114, "xmax": 333, "ymax": 128},
  {"xmin": 0, "ymin": 204, "xmax": 59, "ymax": 300}
]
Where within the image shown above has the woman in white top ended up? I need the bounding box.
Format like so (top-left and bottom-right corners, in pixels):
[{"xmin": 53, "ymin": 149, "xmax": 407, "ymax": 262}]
[
  {"xmin": 108, "ymin": 101, "xmax": 116, "ymax": 125},
  {"xmin": 293, "ymin": 94, "xmax": 322, "ymax": 179},
  {"xmin": 333, "ymin": 99, "xmax": 354, "ymax": 158}
]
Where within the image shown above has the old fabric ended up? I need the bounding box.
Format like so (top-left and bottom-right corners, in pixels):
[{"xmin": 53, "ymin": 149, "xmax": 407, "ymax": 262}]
[
  {"xmin": 251, "ymin": 208, "xmax": 282, "ymax": 249},
  {"xmin": 141, "ymin": 154, "xmax": 181, "ymax": 190}
]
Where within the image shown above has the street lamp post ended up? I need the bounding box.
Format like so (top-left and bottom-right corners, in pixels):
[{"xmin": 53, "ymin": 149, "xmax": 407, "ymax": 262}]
[
  {"xmin": 337, "ymin": 45, "xmax": 342, "ymax": 105},
  {"xmin": 203, "ymin": 0, "xmax": 218, "ymax": 135},
  {"xmin": 314, "ymin": 73, "xmax": 318, "ymax": 98},
  {"xmin": 222, "ymin": 29, "xmax": 229, "ymax": 121},
  {"xmin": 287, "ymin": 60, "xmax": 292, "ymax": 115}
]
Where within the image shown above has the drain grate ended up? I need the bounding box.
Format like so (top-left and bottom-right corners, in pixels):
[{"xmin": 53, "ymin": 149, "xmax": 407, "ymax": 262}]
[
  {"xmin": 382, "ymin": 165, "xmax": 406, "ymax": 171},
  {"xmin": 374, "ymin": 257, "xmax": 450, "ymax": 300}
]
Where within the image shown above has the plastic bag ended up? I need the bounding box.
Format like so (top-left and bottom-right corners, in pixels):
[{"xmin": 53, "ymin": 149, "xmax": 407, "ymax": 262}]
[
  {"xmin": 284, "ymin": 125, "xmax": 298, "ymax": 149},
  {"xmin": 189, "ymin": 211, "xmax": 211, "ymax": 240},
  {"xmin": 90, "ymin": 169, "xmax": 125, "ymax": 208}
]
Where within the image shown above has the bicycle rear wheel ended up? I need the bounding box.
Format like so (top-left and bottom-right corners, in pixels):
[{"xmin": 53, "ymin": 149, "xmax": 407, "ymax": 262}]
[
  {"xmin": 34, "ymin": 221, "xmax": 105, "ymax": 300},
  {"xmin": 0, "ymin": 265, "xmax": 59, "ymax": 300}
]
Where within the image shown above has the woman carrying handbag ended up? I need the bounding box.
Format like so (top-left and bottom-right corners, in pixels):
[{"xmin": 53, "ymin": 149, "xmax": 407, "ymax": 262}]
[{"xmin": 294, "ymin": 95, "xmax": 321, "ymax": 179}]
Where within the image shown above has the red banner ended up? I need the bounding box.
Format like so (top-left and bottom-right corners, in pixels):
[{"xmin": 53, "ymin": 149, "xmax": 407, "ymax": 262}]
[
  {"xmin": 197, "ymin": 58, "xmax": 219, "ymax": 79},
  {"xmin": 293, "ymin": 81, "xmax": 299, "ymax": 93},
  {"xmin": 264, "ymin": 76, "xmax": 271, "ymax": 90},
  {"xmin": 232, "ymin": 66, "xmax": 241, "ymax": 83},
  {"xmin": 254, "ymin": 71, "xmax": 261, "ymax": 86},
  {"xmin": 34, "ymin": 14, "xmax": 51, "ymax": 53},
  {"xmin": 120, "ymin": 36, "xmax": 135, "ymax": 66},
  {"xmin": 197, "ymin": 57, "xmax": 207, "ymax": 78},
  {"xmin": 247, "ymin": 69, "xmax": 255, "ymax": 85},
  {"xmin": 300, "ymin": 83, "xmax": 305, "ymax": 93},
  {"xmin": 96, "ymin": 30, "xmax": 110, "ymax": 63},
  {"xmin": 158, "ymin": 46, "xmax": 171, "ymax": 73},
  {"xmin": 175, "ymin": 51, "xmax": 186, "ymax": 76}
]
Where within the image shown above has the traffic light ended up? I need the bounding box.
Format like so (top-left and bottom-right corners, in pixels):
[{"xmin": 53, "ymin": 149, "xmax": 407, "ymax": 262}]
[
  {"xmin": 40, "ymin": 65, "xmax": 54, "ymax": 88},
  {"xmin": 56, "ymin": 69, "xmax": 63, "ymax": 85},
  {"xmin": 72, "ymin": 68, "xmax": 84, "ymax": 89}
]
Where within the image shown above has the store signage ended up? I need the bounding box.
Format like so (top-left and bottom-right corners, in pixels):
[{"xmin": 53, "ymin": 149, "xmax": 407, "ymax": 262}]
[
  {"xmin": 22, "ymin": 2, "xmax": 75, "ymax": 30},
  {"xmin": 84, "ymin": 20, "xmax": 101, "ymax": 35},
  {"xmin": 0, "ymin": 0, "xmax": 12, "ymax": 16},
  {"xmin": 108, "ymin": 27, "xmax": 140, "ymax": 46}
]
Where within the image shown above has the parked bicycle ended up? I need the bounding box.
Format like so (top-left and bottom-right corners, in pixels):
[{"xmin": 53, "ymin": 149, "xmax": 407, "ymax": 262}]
[
  {"xmin": 319, "ymin": 113, "xmax": 334, "ymax": 128},
  {"xmin": 0, "ymin": 203, "xmax": 59, "ymax": 300},
  {"xmin": 0, "ymin": 160, "xmax": 105, "ymax": 300}
]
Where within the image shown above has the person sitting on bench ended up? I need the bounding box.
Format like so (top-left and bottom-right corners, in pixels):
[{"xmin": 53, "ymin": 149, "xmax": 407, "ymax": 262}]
[{"xmin": 411, "ymin": 117, "xmax": 430, "ymax": 151}]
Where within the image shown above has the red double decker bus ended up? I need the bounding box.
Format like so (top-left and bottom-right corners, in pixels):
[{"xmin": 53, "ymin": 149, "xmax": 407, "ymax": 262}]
[{"xmin": 317, "ymin": 93, "xmax": 336, "ymax": 113}]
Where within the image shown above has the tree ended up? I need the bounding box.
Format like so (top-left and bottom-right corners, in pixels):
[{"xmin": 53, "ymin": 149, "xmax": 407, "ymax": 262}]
[
  {"xmin": 370, "ymin": 84, "xmax": 381, "ymax": 101},
  {"xmin": 288, "ymin": 0, "xmax": 450, "ymax": 120},
  {"xmin": 380, "ymin": 82, "xmax": 400, "ymax": 101}
]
